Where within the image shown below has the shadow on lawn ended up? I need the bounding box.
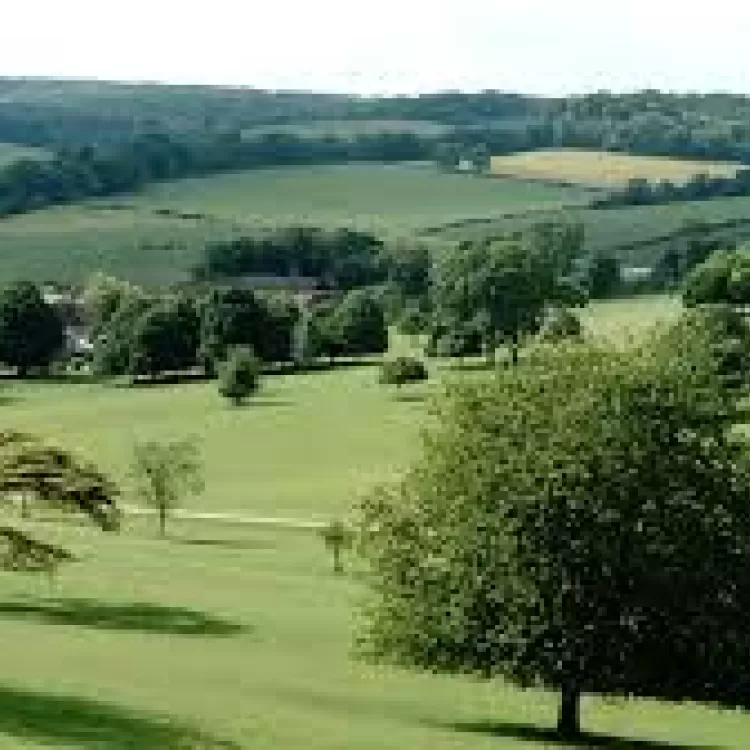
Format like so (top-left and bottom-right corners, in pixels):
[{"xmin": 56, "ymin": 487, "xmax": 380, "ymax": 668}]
[
  {"xmin": 178, "ymin": 537, "xmax": 274, "ymax": 551},
  {"xmin": 0, "ymin": 684, "xmax": 239, "ymax": 749},
  {"xmin": 0, "ymin": 598, "xmax": 244, "ymax": 637},
  {"xmin": 445, "ymin": 721, "xmax": 718, "ymax": 750}
]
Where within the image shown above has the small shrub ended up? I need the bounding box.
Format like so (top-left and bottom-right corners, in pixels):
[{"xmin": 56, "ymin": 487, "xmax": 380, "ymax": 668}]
[
  {"xmin": 218, "ymin": 347, "xmax": 261, "ymax": 405},
  {"xmin": 379, "ymin": 357, "xmax": 428, "ymax": 388},
  {"xmin": 539, "ymin": 308, "xmax": 583, "ymax": 342}
]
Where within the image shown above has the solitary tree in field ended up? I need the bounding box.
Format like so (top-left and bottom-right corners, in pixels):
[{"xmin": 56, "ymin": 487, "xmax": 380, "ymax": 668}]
[
  {"xmin": 131, "ymin": 440, "xmax": 204, "ymax": 537},
  {"xmin": 218, "ymin": 346, "xmax": 261, "ymax": 405},
  {"xmin": 0, "ymin": 282, "xmax": 64, "ymax": 376},
  {"xmin": 356, "ymin": 314, "xmax": 750, "ymax": 739},
  {"xmin": 320, "ymin": 519, "xmax": 355, "ymax": 574}
]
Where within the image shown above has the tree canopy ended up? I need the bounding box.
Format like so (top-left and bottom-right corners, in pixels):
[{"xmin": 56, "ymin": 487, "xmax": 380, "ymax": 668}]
[{"xmin": 356, "ymin": 311, "xmax": 750, "ymax": 738}]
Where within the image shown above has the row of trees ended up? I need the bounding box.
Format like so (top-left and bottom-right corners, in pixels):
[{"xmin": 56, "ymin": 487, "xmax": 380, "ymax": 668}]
[
  {"xmin": 593, "ymin": 169, "xmax": 750, "ymax": 209},
  {"xmin": 0, "ymin": 130, "xmax": 434, "ymax": 218}
]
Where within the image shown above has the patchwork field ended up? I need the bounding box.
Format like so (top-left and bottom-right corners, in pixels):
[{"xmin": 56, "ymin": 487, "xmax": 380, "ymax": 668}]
[
  {"xmin": 490, "ymin": 148, "xmax": 743, "ymax": 188},
  {"xmin": 0, "ymin": 163, "xmax": 587, "ymax": 286}
]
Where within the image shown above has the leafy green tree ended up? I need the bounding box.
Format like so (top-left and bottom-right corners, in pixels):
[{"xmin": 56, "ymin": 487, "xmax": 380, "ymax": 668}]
[
  {"xmin": 434, "ymin": 142, "xmax": 461, "ymax": 172},
  {"xmin": 682, "ymin": 247, "xmax": 750, "ymax": 307},
  {"xmin": 0, "ymin": 282, "xmax": 64, "ymax": 376},
  {"xmin": 93, "ymin": 290, "xmax": 154, "ymax": 377},
  {"xmin": 332, "ymin": 290, "xmax": 389, "ymax": 358},
  {"xmin": 538, "ymin": 308, "xmax": 583, "ymax": 342},
  {"xmin": 199, "ymin": 288, "xmax": 270, "ymax": 376},
  {"xmin": 379, "ymin": 357, "xmax": 428, "ymax": 389},
  {"xmin": 469, "ymin": 143, "xmax": 492, "ymax": 174},
  {"xmin": 588, "ymin": 252, "xmax": 621, "ymax": 299},
  {"xmin": 218, "ymin": 346, "xmax": 261, "ymax": 405},
  {"xmin": 131, "ymin": 440, "xmax": 204, "ymax": 537},
  {"xmin": 431, "ymin": 229, "xmax": 579, "ymax": 365},
  {"xmin": 129, "ymin": 296, "xmax": 200, "ymax": 379},
  {"xmin": 356, "ymin": 317, "xmax": 750, "ymax": 739},
  {"xmin": 0, "ymin": 430, "xmax": 120, "ymax": 574}
]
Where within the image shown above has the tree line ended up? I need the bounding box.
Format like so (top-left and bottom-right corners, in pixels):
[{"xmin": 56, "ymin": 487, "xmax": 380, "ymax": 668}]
[{"xmin": 0, "ymin": 130, "xmax": 434, "ymax": 218}]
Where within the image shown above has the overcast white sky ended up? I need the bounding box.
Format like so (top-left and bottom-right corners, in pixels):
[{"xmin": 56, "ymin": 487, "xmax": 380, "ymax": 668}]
[{"xmin": 1, "ymin": 0, "xmax": 748, "ymax": 95}]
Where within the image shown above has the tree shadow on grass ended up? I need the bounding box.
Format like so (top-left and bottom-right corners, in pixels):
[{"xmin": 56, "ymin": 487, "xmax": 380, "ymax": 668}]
[
  {"xmin": 0, "ymin": 684, "xmax": 240, "ymax": 749},
  {"xmin": 178, "ymin": 537, "xmax": 274, "ymax": 551},
  {"xmin": 445, "ymin": 721, "xmax": 719, "ymax": 750},
  {"xmin": 0, "ymin": 598, "xmax": 244, "ymax": 637}
]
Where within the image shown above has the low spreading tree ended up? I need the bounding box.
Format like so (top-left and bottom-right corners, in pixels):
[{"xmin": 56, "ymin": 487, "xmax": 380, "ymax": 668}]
[
  {"xmin": 218, "ymin": 346, "xmax": 261, "ymax": 405},
  {"xmin": 0, "ymin": 282, "xmax": 64, "ymax": 376},
  {"xmin": 356, "ymin": 314, "xmax": 750, "ymax": 739},
  {"xmin": 131, "ymin": 439, "xmax": 204, "ymax": 537},
  {"xmin": 0, "ymin": 430, "xmax": 120, "ymax": 575},
  {"xmin": 682, "ymin": 246, "xmax": 750, "ymax": 307}
]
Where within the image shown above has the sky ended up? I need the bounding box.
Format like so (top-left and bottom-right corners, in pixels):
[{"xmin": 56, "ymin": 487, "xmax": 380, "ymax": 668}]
[{"xmin": 1, "ymin": 0, "xmax": 748, "ymax": 96}]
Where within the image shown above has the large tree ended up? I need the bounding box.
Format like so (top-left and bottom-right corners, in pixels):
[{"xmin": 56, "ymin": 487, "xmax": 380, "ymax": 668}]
[
  {"xmin": 682, "ymin": 246, "xmax": 750, "ymax": 307},
  {"xmin": 129, "ymin": 296, "xmax": 200, "ymax": 379},
  {"xmin": 0, "ymin": 282, "xmax": 64, "ymax": 376},
  {"xmin": 431, "ymin": 224, "xmax": 585, "ymax": 364},
  {"xmin": 198, "ymin": 287, "xmax": 270, "ymax": 376},
  {"xmin": 356, "ymin": 311, "xmax": 750, "ymax": 739}
]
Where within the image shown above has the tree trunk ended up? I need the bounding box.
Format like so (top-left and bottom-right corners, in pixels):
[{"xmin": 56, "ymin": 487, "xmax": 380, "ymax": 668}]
[
  {"xmin": 333, "ymin": 544, "xmax": 343, "ymax": 574},
  {"xmin": 20, "ymin": 493, "xmax": 29, "ymax": 520},
  {"xmin": 557, "ymin": 682, "xmax": 581, "ymax": 739},
  {"xmin": 159, "ymin": 505, "xmax": 167, "ymax": 538},
  {"xmin": 510, "ymin": 332, "xmax": 520, "ymax": 367}
]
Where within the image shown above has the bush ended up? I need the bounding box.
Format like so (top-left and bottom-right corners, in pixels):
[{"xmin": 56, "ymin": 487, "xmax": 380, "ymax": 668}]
[
  {"xmin": 218, "ymin": 346, "xmax": 261, "ymax": 405},
  {"xmin": 538, "ymin": 308, "xmax": 583, "ymax": 342},
  {"xmin": 379, "ymin": 357, "xmax": 428, "ymax": 388}
]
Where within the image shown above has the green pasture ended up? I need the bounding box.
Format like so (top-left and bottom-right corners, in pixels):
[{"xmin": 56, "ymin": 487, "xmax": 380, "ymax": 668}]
[
  {"xmin": 0, "ymin": 164, "xmax": 585, "ymax": 286},
  {"xmin": 240, "ymin": 119, "xmax": 451, "ymax": 138},
  {"xmin": 1, "ymin": 294, "xmax": 745, "ymax": 750},
  {"xmin": 431, "ymin": 195, "xmax": 750, "ymax": 267},
  {"xmin": 0, "ymin": 516, "xmax": 747, "ymax": 750}
]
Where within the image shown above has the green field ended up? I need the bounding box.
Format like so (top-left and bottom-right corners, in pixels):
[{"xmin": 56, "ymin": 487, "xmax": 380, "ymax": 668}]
[
  {"xmin": 241, "ymin": 119, "xmax": 451, "ymax": 139},
  {"xmin": 0, "ymin": 164, "xmax": 587, "ymax": 286},
  {"xmin": 2, "ymin": 296, "xmax": 749, "ymax": 749},
  {"xmin": 0, "ymin": 142, "xmax": 49, "ymax": 167},
  {"xmin": 431, "ymin": 195, "xmax": 750, "ymax": 267}
]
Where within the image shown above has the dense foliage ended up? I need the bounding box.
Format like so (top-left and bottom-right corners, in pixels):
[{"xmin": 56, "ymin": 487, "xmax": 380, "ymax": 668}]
[
  {"xmin": 356, "ymin": 311, "xmax": 750, "ymax": 737},
  {"xmin": 0, "ymin": 282, "xmax": 64, "ymax": 375},
  {"xmin": 218, "ymin": 346, "xmax": 261, "ymax": 405}
]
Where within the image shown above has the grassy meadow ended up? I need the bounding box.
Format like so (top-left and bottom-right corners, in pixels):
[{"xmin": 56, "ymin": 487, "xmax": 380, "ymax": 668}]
[
  {"xmin": 2, "ymin": 295, "xmax": 750, "ymax": 749},
  {"xmin": 490, "ymin": 149, "xmax": 743, "ymax": 188},
  {"xmin": 0, "ymin": 164, "xmax": 587, "ymax": 286},
  {"xmin": 0, "ymin": 142, "xmax": 49, "ymax": 167}
]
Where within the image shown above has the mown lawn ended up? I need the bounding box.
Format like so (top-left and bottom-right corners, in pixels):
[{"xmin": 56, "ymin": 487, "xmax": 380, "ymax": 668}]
[{"xmin": 0, "ymin": 517, "xmax": 748, "ymax": 750}]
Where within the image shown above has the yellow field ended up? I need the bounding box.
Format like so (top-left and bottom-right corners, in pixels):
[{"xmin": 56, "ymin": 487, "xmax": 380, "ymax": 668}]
[{"xmin": 490, "ymin": 149, "xmax": 743, "ymax": 188}]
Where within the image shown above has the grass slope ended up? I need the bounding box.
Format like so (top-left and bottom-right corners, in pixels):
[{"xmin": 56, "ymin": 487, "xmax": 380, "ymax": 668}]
[
  {"xmin": 0, "ymin": 164, "xmax": 585, "ymax": 286},
  {"xmin": 1, "ymin": 297, "xmax": 742, "ymax": 750},
  {"xmin": 1, "ymin": 517, "xmax": 748, "ymax": 749},
  {"xmin": 431, "ymin": 195, "xmax": 750, "ymax": 267},
  {"xmin": 491, "ymin": 149, "xmax": 743, "ymax": 188},
  {"xmin": 0, "ymin": 142, "xmax": 49, "ymax": 167}
]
